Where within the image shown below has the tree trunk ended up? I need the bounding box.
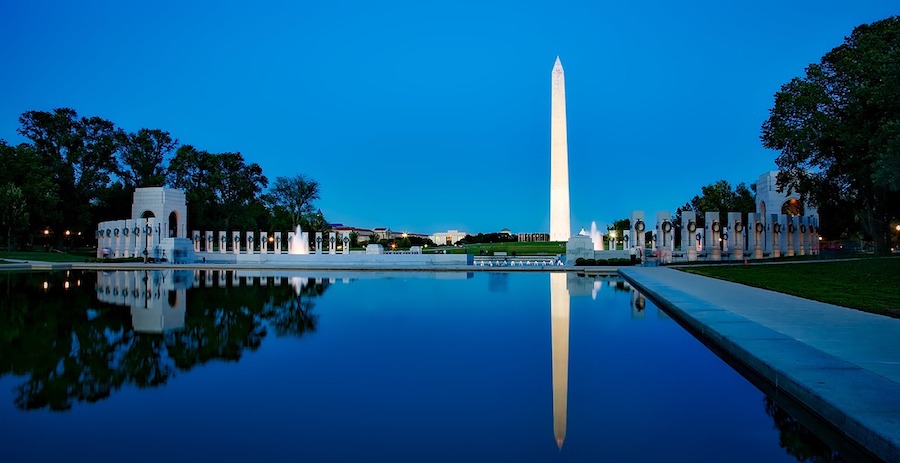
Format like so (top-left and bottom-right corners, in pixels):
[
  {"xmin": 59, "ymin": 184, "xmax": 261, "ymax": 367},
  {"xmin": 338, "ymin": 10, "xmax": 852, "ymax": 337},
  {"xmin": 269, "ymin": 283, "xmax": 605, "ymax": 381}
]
[{"xmin": 864, "ymin": 206, "xmax": 889, "ymax": 256}]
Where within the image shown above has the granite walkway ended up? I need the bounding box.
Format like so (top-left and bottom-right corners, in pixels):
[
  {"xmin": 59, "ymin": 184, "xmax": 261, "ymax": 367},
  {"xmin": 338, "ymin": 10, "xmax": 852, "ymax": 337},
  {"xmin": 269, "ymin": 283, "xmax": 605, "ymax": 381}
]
[{"xmin": 619, "ymin": 266, "xmax": 900, "ymax": 462}]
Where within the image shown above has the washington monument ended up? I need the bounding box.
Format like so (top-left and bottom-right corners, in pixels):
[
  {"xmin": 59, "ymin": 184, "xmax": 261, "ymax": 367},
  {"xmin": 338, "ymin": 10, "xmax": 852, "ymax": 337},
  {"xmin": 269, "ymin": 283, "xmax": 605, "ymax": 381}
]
[{"xmin": 550, "ymin": 57, "xmax": 571, "ymax": 241}]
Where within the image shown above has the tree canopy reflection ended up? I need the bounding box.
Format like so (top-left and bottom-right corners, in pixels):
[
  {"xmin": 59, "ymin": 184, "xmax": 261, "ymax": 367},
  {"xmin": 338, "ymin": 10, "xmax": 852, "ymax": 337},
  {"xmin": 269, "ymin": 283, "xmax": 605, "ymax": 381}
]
[{"xmin": 0, "ymin": 270, "xmax": 326, "ymax": 411}]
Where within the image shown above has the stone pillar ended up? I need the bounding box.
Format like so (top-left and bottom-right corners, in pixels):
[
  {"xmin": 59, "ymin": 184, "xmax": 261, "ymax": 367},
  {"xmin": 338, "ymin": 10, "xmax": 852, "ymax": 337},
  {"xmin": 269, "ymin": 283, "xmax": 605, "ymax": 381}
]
[
  {"xmin": 630, "ymin": 210, "xmax": 645, "ymax": 258},
  {"xmin": 706, "ymin": 212, "xmax": 721, "ymax": 261},
  {"xmin": 797, "ymin": 217, "xmax": 808, "ymax": 256},
  {"xmin": 275, "ymin": 232, "xmax": 283, "ymax": 253},
  {"xmin": 770, "ymin": 215, "xmax": 782, "ymax": 258},
  {"xmin": 110, "ymin": 224, "xmax": 120, "ymax": 258},
  {"xmin": 123, "ymin": 220, "xmax": 134, "ymax": 257},
  {"xmin": 232, "ymin": 231, "xmax": 241, "ymax": 255},
  {"xmin": 342, "ymin": 234, "xmax": 350, "ymax": 255},
  {"xmin": 260, "ymin": 231, "xmax": 268, "ymax": 254},
  {"xmin": 315, "ymin": 232, "xmax": 323, "ymax": 254},
  {"xmin": 246, "ymin": 231, "xmax": 255, "ymax": 254},
  {"xmin": 657, "ymin": 211, "xmax": 673, "ymax": 253},
  {"xmin": 219, "ymin": 231, "xmax": 227, "ymax": 254},
  {"xmin": 329, "ymin": 232, "xmax": 337, "ymax": 255},
  {"xmin": 750, "ymin": 213, "xmax": 764, "ymax": 259},
  {"xmin": 785, "ymin": 216, "xmax": 795, "ymax": 257},
  {"xmin": 682, "ymin": 211, "xmax": 697, "ymax": 261},
  {"xmin": 728, "ymin": 212, "xmax": 743, "ymax": 261},
  {"xmin": 205, "ymin": 232, "xmax": 213, "ymax": 253},
  {"xmin": 193, "ymin": 230, "xmax": 201, "ymax": 253}
]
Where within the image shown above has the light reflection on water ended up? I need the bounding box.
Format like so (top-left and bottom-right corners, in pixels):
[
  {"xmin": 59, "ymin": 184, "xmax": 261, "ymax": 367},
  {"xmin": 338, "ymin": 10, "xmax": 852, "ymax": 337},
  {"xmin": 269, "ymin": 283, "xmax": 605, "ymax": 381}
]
[{"xmin": 0, "ymin": 270, "xmax": 869, "ymax": 462}]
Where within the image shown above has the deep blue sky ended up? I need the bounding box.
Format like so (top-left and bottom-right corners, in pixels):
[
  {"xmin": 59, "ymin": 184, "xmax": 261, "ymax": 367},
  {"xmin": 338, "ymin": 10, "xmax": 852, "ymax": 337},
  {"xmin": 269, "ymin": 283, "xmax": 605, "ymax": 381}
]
[{"xmin": 1, "ymin": 1, "xmax": 895, "ymax": 235}]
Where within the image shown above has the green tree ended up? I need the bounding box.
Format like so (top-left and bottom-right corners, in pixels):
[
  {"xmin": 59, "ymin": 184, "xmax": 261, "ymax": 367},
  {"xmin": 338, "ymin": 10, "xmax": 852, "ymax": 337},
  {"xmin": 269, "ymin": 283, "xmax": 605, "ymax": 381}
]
[
  {"xmin": 118, "ymin": 128, "xmax": 177, "ymax": 188},
  {"xmin": 17, "ymin": 108, "xmax": 121, "ymax": 234},
  {"xmin": 0, "ymin": 141, "xmax": 59, "ymax": 241},
  {"xmin": 0, "ymin": 184, "xmax": 29, "ymax": 250},
  {"xmin": 167, "ymin": 145, "xmax": 219, "ymax": 229},
  {"xmin": 264, "ymin": 174, "xmax": 320, "ymax": 228},
  {"xmin": 167, "ymin": 146, "xmax": 268, "ymax": 230},
  {"xmin": 685, "ymin": 180, "xmax": 756, "ymax": 225},
  {"xmin": 761, "ymin": 16, "xmax": 900, "ymax": 255}
]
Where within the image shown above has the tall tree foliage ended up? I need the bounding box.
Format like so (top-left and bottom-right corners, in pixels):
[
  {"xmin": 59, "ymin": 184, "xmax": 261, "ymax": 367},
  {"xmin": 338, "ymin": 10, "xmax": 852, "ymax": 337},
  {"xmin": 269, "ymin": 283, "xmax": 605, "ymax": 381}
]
[
  {"xmin": 0, "ymin": 184, "xmax": 29, "ymax": 250},
  {"xmin": 761, "ymin": 16, "xmax": 900, "ymax": 255},
  {"xmin": 118, "ymin": 128, "xmax": 177, "ymax": 188},
  {"xmin": 167, "ymin": 146, "xmax": 268, "ymax": 230},
  {"xmin": 684, "ymin": 180, "xmax": 756, "ymax": 225},
  {"xmin": 17, "ymin": 108, "xmax": 120, "ymax": 233},
  {"xmin": 265, "ymin": 175, "xmax": 320, "ymax": 228},
  {"xmin": 0, "ymin": 141, "xmax": 59, "ymax": 242}
]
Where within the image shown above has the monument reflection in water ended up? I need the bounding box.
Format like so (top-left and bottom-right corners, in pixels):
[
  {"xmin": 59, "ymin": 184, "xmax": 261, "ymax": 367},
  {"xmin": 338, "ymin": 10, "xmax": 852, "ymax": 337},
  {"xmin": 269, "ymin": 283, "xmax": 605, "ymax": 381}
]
[
  {"xmin": 0, "ymin": 270, "xmax": 867, "ymax": 462},
  {"xmin": 96, "ymin": 270, "xmax": 190, "ymax": 333}
]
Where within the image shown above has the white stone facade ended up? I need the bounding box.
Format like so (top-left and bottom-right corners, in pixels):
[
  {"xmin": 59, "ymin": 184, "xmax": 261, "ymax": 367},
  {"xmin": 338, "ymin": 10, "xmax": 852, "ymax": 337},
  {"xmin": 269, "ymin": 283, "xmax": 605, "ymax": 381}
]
[{"xmin": 97, "ymin": 187, "xmax": 194, "ymax": 263}]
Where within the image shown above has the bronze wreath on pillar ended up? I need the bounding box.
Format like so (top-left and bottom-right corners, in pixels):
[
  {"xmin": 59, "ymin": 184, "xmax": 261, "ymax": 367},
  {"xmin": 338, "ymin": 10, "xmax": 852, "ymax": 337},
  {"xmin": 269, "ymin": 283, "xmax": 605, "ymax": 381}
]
[
  {"xmin": 734, "ymin": 221, "xmax": 743, "ymax": 233},
  {"xmin": 661, "ymin": 221, "xmax": 672, "ymax": 233},
  {"xmin": 788, "ymin": 223, "xmax": 796, "ymax": 233},
  {"xmin": 711, "ymin": 221, "xmax": 720, "ymax": 233},
  {"xmin": 687, "ymin": 220, "xmax": 696, "ymax": 233},
  {"xmin": 755, "ymin": 222, "xmax": 764, "ymax": 233},
  {"xmin": 773, "ymin": 223, "xmax": 781, "ymax": 233},
  {"xmin": 635, "ymin": 220, "xmax": 645, "ymax": 232},
  {"xmin": 800, "ymin": 224, "xmax": 807, "ymax": 233}
]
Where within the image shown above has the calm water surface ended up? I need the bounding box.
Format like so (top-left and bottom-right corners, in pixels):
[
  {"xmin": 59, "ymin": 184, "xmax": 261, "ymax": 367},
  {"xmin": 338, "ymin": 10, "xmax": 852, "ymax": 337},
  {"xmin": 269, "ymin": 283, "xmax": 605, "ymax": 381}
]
[{"xmin": 0, "ymin": 270, "xmax": 859, "ymax": 462}]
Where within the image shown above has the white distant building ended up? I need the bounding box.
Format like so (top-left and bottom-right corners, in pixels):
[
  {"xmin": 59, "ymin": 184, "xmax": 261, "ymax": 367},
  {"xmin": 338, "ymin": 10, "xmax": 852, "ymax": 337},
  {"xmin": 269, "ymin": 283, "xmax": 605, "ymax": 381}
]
[
  {"xmin": 755, "ymin": 171, "xmax": 819, "ymax": 219},
  {"xmin": 431, "ymin": 230, "xmax": 468, "ymax": 246}
]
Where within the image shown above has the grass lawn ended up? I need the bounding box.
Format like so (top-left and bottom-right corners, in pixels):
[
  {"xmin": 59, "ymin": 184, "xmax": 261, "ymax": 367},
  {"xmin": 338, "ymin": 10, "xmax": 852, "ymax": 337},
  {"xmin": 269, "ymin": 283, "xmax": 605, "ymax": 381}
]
[
  {"xmin": 0, "ymin": 249, "xmax": 95, "ymax": 263},
  {"xmin": 680, "ymin": 257, "xmax": 900, "ymax": 317}
]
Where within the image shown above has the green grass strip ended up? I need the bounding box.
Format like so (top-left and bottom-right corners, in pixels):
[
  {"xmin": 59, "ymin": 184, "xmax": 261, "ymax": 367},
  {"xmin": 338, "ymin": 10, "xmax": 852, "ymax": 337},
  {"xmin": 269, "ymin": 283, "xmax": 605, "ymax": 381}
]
[{"xmin": 680, "ymin": 257, "xmax": 900, "ymax": 317}]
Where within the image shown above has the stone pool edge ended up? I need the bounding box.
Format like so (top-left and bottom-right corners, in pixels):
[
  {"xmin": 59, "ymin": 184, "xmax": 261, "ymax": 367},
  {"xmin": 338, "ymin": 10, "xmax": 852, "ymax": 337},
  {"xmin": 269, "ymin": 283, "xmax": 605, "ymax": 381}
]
[{"xmin": 618, "ymin": 267, "xmax": 898, "ymax": 463}]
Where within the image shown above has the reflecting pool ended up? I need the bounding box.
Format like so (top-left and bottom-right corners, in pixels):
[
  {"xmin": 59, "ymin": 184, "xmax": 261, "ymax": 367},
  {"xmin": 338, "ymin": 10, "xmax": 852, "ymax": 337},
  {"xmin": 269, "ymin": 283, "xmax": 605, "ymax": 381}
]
[{"xmin": 0, "ymin": 270, "xmax": 867, "ymax": 462}]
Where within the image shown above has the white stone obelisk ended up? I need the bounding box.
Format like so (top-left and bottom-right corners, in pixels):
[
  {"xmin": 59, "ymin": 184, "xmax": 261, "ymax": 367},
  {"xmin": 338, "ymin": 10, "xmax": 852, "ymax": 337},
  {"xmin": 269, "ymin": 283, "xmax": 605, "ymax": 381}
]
[{"xmin": 550, "ymin": 57, "xmax": 571, "ymax": 241}]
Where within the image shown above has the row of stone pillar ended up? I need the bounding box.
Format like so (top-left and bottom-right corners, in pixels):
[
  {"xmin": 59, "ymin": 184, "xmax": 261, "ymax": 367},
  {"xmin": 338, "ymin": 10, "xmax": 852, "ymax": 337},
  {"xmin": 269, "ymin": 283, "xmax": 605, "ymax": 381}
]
[
  {"xmin": 96, "ymin": 218, "xmax": 162, "ymax": 258},
  {"xmin": 628, "ymin": 210, "xmax": 820, "ymax": 261},
  {"xmin": 190, "ymin": 230, "xmax": 351, "ymax": 255}
]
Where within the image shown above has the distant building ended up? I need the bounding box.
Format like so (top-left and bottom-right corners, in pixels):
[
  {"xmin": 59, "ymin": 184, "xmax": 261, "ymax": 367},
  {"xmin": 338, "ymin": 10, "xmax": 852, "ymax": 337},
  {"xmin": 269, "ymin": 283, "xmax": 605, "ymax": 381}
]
[
  {"xmin": 372, "ymin": 228, "xmax": 392, "ymax": 241},
  {"xmin": 432, "ymin": 230, "xmax": 468, "ymax": 246},
  {"xmin": 499, "ymin": 228, "xmax": 512, "ymax": 236},
  {"xmin": 518, "ymin": 232, "xmax": 550, "ymax": 242},
  {"xmin": 333, "ymin": 226, "xmax": 375, "ymax": 243}
]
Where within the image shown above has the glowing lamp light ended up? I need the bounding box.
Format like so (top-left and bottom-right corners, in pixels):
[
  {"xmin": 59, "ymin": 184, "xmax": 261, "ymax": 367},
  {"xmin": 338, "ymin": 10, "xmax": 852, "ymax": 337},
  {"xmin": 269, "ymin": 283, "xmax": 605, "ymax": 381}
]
[
  {"xmin": 65, "ymin": 230, "xmax": 71, "ymax": 236},
  {"xmin": 896, "ymin": 225, "xmax": 900, "ymax": 232},
  {"xmin": 610, "ymin": 230, "xmax": 617, "ymax": 238},
  {"xmin": 43, "ymin": 229, "xmax": 50, "ymax": 236},
  {"xmin": 64, "ymin": 281, "xmax": 70, "ymax": 290},
  {"xmin": 42, "ymin": 281, "xmax": 49, "ymax": 290},
  {"xmin": 268, "ymin": 236, "xmax": 274, "ymax": 243}
]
